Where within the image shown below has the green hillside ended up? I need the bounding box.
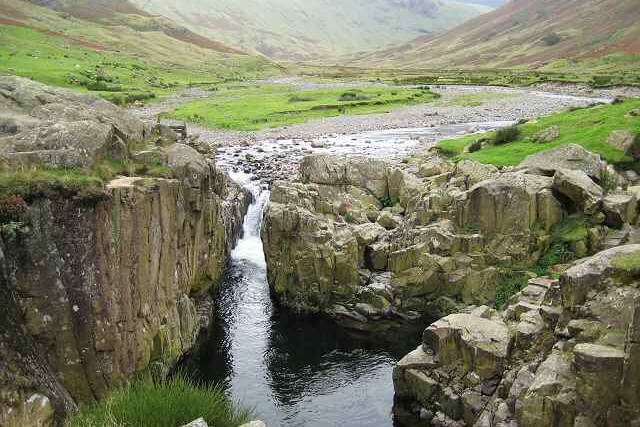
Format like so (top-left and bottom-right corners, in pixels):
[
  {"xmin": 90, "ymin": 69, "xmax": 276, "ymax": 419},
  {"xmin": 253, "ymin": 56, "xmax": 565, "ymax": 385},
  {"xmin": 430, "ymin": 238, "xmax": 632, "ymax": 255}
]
[
  {"xmin": 129, "ymin": 0, "xmax": 492, "ymax": 62},
  {"xmin": 351, "ymin": 0, "xmax": 640, "ymax": 76},
  {"xmin": 0, "ymin": 0, "xmax": 279, "ymax": 104}
]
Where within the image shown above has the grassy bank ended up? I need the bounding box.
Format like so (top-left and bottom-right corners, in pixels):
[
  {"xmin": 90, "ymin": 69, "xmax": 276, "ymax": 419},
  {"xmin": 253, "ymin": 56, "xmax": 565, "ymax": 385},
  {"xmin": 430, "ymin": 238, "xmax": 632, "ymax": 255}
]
[
  {"xmin": 168, "ymin": 84, "xmax": 439, "ymax": 131},
  {"xmin": 436, "ymin": 99, "xmax": 640, "ymax": 167},
  {"xmin": 66, "ymin": 376, "xmax": 251, "ymax": 427}
]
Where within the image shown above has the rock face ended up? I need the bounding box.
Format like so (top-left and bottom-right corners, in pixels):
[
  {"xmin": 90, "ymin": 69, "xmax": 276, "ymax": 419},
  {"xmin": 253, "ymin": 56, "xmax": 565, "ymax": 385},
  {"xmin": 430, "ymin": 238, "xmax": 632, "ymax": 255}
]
[
  {"xmin": 0, "ymin": 80, "xmax": 250, "ymax": 424},
  {"xmin": 0, "ymin": 76, "xmax": 145, "ymax": 169},
  {"xmin": 262, "ymin": 147, "xmax": 617, "ymax": 322},
  {"xmin": 394, "ymin": 245, "xmax": 640, "ymax": 426}
]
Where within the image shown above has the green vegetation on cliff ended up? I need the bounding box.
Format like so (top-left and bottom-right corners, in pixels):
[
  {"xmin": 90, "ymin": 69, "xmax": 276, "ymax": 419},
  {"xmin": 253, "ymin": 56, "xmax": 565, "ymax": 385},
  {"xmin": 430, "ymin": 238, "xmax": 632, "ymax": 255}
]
[
  {"xmin": 66, "ymin": 375, "xmax": 251, "ymax": 427},
  {"xmin": 168, "ymin": 85, "xmax": 439, "ymax": 130},
  {"xmin": 437, "ymin": 99, "xmax": 640, "ymax": 166}
]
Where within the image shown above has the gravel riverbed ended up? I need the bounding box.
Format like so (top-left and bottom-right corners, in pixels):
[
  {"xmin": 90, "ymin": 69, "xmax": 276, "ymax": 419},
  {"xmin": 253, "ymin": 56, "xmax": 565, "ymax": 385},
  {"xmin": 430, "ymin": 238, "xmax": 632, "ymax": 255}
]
[{"xmin": 129, "ymin": 81, "xmax": 631, "ymax": 183}]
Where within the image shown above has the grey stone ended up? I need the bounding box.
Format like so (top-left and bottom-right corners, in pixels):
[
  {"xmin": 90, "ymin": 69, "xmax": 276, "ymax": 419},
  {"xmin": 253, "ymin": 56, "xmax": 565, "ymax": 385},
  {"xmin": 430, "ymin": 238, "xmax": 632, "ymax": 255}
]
[{"xmin": 520, "ymin": 143, "xmax": 603, "ymax": 178}]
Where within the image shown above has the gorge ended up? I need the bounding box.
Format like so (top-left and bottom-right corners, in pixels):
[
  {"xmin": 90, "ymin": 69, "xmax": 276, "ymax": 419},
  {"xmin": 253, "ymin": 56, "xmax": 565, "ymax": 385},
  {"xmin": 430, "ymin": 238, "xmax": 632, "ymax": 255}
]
[{"xmin": 1, "ymin": 55, "xmax": 640, "ymax": 427}]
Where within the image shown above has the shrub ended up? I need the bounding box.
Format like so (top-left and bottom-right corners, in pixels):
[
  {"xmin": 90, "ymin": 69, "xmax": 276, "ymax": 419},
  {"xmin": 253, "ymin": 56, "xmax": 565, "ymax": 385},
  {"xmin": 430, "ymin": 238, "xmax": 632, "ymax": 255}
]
[
  {"xmin": 66, "ymin": 375, "xmax": 251, "ymax": 427},
  {"xmin": 468, "ymin": 140, "xmax": 483, "ymax": 153},
  {"xmin": 542, "ymin": 32, "xmax": 562, "ymax": 46},
  {"xmin": 0, "ymin": 194, "xmax": 28, "ymax": 223},
  {"xmin": 288, "ymin": 95, "xmax": 314, "ymax": 103},
  {"xmin": 338, "ymin": 91, "xmax": 369, "ymax": 101},
  {"xmin": 599, "ymin": 167, "xmax": 617, "ymax": 194},
  {"xmin": 495, "ymin": 271, "xmax": 528, "ymax": 309},
  {"xmin": 592, "ymin": 75, "xmax": 614, "ymax": 87},
  {"xmin": 492, "ymin": 126, "xmax": 522, "ymax": 145}
]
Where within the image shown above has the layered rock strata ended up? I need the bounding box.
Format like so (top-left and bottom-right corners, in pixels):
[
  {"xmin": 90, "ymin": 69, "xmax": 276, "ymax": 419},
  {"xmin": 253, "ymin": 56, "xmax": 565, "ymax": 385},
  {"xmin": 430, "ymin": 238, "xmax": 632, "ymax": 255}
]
[
  {"xmin": 262, "ymin": 144, "xmax": 638, "ymax": 324},
  {"xmin": 394, "ymin": 245, "xmax": 640, "ymax": 426},
  {"xmin": 0, "ymin": 77, "xmax": 250, "ymax": 425}
]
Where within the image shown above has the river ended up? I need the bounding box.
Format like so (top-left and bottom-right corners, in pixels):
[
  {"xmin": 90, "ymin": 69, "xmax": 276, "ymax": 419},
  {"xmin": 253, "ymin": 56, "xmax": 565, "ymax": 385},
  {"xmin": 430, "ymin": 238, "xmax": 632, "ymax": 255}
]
[{"xmin": 181, "ymin": 123, "xmax": 520, "ymax": 427}]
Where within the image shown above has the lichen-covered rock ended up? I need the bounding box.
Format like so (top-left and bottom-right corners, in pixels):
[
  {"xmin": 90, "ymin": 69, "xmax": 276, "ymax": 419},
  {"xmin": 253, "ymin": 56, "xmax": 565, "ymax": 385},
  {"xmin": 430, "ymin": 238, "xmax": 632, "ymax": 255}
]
[
  {"xmin": 532, "ymin": 125, "xmax": 559, "ymax": 143},
  {"xmin": 299, "ymin": 155, "xmax": 389, "ymax": 199},
  {"xmin": 602, "ymin": 192, "xmax": 638, "ymax": 229},
  {"xmin": 517, "ymin": 350, "xmax": 576, "ymax": 427},
  {"xmin": 460, "ymin": 172, "xmax": 555, "ymax": 236},
  {"xmin": 0, "ymin": 76, "xmax": 145, "ymax": 169},
  {"xmin": 573, "ymin": 343, "xmax": 626, "ymax": 424},
  {"xmin": 0, "ymin": 80, "xmax": 250, "ymax": 421},
  {"xmin": 607, "ymin": 129, "xmax": 640, "ymax": 158},
  {"xmin": 561, "ymin": 244, "xmax": 640, "ymax": 309},
  {"xmin": 423, "ymin": 313, "xmax": 512, "ymax": 380},
  {"xmin": 395, "ymin": 245, "xmax": 640, "ymax": 426},
  {"xmin": 519, "ymin": 143, "xmax": 603, "ymax": 178}
]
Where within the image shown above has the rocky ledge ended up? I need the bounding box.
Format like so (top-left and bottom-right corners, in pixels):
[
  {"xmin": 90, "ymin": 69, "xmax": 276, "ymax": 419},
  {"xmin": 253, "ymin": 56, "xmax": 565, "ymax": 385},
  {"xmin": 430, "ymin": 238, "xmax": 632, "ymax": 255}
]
[
  {"xmin": 393, "ymin": 244, "xmax": 640, "ymax": 426},
  {"xmin": 0, "ymin": 77, "xmax": 250, "ymax": 425},
  {"xmin": 261, "ymin": 142, "xmax": 639, "ymax": 325}
]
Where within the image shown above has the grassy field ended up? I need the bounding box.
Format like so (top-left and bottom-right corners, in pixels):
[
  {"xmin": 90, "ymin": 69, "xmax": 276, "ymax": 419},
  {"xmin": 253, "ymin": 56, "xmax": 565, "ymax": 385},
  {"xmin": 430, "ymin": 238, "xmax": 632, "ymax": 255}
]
[
  {"xmin": 167, "ymin": 84, "xmax": 439, "ymax": 131},
  {"xmin": 436, "ymin": 99, "xmax": 640, "ymax": 167}
]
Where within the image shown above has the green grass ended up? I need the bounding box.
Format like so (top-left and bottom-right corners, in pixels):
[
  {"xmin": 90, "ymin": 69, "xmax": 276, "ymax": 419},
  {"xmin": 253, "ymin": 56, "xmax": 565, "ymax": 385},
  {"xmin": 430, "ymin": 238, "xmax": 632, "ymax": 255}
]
[
  {"xmin": 0, "ymin": 156, "xmax": 174, "ymax": 202},
  {"xmin": 66, "ymin": 375, "xmax": 251, "ymax": 427},
  {"xmin": 168, "ymin": 85, "xmax": 439, "ymax": 131},
  {"xmin": 553, "ymin": 215, "xmax": 588, "ymax": 243},
  {"xmin": 0, "ymin": 168, "xmax": 105, "ymax": 200},
  {"xmin": 0, "ymin": 25, "xmax": 275, "ymax": 105},
  {"xmin": 495, "ymin": 271, "xmax": 528, "ymax": 309},
  {"xmin": 611, "ymin": 252, "xmax": 640, "ymax": 273},
  {"xmin": 436, "ymin": 99, "xmax": 640, "ymax": 167}
]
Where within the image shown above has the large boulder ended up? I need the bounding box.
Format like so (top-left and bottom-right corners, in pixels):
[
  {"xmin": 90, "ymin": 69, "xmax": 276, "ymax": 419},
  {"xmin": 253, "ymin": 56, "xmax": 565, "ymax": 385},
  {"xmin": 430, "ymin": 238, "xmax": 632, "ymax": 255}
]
[
  {"xmin": 422, "ymin": 313, "xmax": 512, "ymax": 379},
  {"xmin": 573, "ymin": 343, "xmax": 626, "ymax": 424},
  {"xmin": 519, "ymin": 143, "xmax": 604, "ymax": 178},
  {"xmin": 300, "ymin": 155, "xmax": 390, "ymax": 200},
  {"xmin": 607, "ymin": 130, "xmax": 640, "ymax": 159},
  {"xmin": 0, "ymin": 76, "xmax": 145, "ymax": 169},
  {"xmin": 552, "ymin": 169, "xmax": 603, "ymax": 213},
  {"xmin": 454, "ymin": 160, "xmax": 498, "ymax": 187},
  {"xmin": 561, "ymin": 244, "xmax": 640, "ymax": 310},
  {"xmin": 459, "ymin": 172, "xmax": 556, "ymax": 236}
]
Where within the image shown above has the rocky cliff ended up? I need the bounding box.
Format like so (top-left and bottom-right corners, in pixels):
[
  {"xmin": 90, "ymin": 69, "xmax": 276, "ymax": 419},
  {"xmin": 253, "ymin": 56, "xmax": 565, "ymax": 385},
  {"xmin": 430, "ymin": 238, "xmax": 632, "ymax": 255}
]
[
  {"xmin": 261, "ymin": 141, "xmax": 640, "ymax": 425},
  {"xmin": 393, "ymin": 245, "xmax": 640, "ymax": 426},
  {"xmin": 0, "ymin": 77, "xmax": 250, "ymax": 425},
  {"xmin": 262, "ymin": 143, "xmax": 637, "ymax": 323}
]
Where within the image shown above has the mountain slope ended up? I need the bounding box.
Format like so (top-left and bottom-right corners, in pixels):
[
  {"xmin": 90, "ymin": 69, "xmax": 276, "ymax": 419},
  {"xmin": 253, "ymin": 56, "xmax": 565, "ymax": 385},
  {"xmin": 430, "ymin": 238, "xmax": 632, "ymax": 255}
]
[
  {"xmin": 129, "ymin": 0, "xmax": 493, "ymax": 61},
  {"xmin": 0, "ymin": 0, "xmax": 277, "ymax": 100},
  {"xmin": 352, "ymin": 0, "xmax": 640, "ymax": 71}
]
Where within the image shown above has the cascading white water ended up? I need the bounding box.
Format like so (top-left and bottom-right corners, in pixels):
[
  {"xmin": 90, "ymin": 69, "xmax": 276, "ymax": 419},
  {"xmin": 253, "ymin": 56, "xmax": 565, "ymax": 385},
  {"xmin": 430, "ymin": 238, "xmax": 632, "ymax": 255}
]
[{"xmin": 229, "ymin": 172, "xmax": 270, "ymax": 267}]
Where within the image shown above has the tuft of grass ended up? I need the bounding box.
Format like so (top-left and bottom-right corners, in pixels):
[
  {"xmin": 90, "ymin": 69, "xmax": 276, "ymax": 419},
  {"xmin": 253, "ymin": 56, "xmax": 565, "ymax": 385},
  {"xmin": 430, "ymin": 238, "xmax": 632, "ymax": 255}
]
[
  {"xmin": 611, "ymin": 252, "xmax": 640, "ymax": 273},
  {"xmin": 436, "ymin": 99, "xmax": 640, "ymax": 167},
  {"xmin": 553, "ymin": 214, "xmax": 588, "ymax": 243},
  {"xmin": 66, "ymin": 375, "xmax": 252, "ymax": 427},
  {"xmin": 495, "ymin": 271, "xmax": 528, "ymax": 309},
  {"xmin": 492, "ymin": 125, "xmax": 521, "ymax": 145},
  {"xmin": 0, "ymin": 169, "xmax": 105, "ymax": 201}
]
